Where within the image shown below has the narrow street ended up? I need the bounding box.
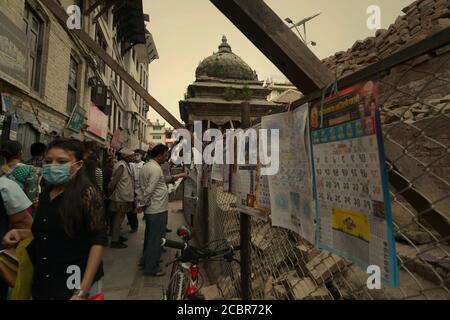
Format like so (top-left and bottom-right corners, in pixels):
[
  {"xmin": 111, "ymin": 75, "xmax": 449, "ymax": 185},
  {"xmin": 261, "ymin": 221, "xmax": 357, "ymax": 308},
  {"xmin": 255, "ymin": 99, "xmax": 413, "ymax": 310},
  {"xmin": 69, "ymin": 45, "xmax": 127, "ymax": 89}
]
[
  {"xmin": 0, "ymin": 0, "xmax": 449, "ymax": 307},
  {"xmin": 102, "ymin": 200, "xmax": 186, "ymax": 300}
]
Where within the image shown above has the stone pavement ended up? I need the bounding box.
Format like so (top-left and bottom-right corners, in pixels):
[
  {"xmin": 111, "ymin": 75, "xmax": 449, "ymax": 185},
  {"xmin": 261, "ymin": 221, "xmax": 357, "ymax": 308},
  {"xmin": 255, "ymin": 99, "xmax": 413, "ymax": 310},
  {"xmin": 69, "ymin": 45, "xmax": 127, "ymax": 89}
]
[{"xmin": 102, "ymin": 200, "xmax": 188, "ymax": 300}]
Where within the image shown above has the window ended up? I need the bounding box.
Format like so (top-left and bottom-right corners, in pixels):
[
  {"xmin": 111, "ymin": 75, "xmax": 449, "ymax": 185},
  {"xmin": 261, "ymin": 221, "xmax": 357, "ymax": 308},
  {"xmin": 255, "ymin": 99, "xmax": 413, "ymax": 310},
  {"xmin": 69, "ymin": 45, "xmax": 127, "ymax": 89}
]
[
  {"xmin": 23, "ymin": 5, "xmax": 44, "ymax": 92},
  {"xmin": 95, "ymin": 25, "xmax": 107, "ymax": 74},
  {"xmin": 153, "ymin": 136, "xmax": 161, "ymax": 140},
  {"xmin": 118, "ymin": 110, "xmax": 122, "ymax": 129},
  {"xmin": 66, "ymin": 56, "xmax": 79, "ymax": 114}
]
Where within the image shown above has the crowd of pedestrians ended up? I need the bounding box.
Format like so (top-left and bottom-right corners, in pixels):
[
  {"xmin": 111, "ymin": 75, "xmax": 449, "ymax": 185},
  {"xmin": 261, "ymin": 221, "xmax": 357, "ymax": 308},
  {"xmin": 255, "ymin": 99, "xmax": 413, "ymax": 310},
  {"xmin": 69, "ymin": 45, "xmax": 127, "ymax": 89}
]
[{"xmin": 0, "ymin": 138, "xmax": 186, "ymax": 300}]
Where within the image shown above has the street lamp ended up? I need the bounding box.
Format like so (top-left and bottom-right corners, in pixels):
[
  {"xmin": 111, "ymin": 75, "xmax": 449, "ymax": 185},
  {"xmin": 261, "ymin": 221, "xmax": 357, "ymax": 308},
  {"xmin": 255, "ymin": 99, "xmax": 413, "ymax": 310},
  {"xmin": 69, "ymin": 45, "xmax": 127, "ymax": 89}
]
[{"xmin": 285, "ymin": 13, "xmax": 321, "ymax": 47}]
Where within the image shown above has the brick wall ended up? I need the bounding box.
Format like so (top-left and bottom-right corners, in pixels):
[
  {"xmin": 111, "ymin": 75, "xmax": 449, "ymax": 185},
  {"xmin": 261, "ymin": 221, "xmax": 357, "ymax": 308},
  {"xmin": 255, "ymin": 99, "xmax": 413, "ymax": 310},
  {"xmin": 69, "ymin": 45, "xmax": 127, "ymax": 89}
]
[
  {"xmin": 323, "ymin": 0, "xmax": 450, "ymax": 77},
  {"xmin": 0, "ymin": 0, "xmax": 25, "ymax": 27}
]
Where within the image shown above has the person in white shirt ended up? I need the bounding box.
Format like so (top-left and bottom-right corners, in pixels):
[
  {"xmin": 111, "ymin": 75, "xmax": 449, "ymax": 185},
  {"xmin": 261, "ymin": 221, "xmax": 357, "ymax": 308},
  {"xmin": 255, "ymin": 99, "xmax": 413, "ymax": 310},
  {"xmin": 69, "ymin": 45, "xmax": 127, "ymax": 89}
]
[
  {"xmin": 127, "ymin": 149, "xmax": 147, "ymax": 233},
  {"xmin": 0, "ymin": 175, "xmax": 33, "ymax": 299},
  {"xmin": 137, "ymin": 145, "xmax": 187, "ymax": 277}
]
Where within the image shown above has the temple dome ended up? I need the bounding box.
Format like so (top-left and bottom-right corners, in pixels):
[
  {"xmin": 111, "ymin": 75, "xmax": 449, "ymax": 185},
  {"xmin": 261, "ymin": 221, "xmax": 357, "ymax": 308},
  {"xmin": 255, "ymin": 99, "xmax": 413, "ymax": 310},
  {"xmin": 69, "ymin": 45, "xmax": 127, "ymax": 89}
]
[{"xmin": 195, "ymin": 35, "xmax": 258, "ymax": 81}]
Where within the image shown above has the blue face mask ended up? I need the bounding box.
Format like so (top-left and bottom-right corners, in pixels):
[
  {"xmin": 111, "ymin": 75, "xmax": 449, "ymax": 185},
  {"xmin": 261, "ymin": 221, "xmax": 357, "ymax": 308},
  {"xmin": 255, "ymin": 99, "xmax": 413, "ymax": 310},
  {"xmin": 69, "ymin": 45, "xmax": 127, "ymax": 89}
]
[{"xmin": 42, "ymin": 162, "xmax": 80, "ymax": 185}]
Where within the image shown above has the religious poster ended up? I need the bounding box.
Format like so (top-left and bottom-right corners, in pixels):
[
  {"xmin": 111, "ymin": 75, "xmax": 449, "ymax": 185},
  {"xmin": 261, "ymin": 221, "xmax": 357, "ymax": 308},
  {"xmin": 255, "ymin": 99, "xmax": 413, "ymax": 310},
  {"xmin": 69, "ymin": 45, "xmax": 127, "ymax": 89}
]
[
  {"xmin": 261, "ymin": 105, "xmax": 315, "ymax": 244},
  {"xmin": 230, "ymin": 130, "xmax": 270, "ymax": 221},
  {"xmin": 310, "ymin": 80, "xmax": 399, "ymax": 287}
]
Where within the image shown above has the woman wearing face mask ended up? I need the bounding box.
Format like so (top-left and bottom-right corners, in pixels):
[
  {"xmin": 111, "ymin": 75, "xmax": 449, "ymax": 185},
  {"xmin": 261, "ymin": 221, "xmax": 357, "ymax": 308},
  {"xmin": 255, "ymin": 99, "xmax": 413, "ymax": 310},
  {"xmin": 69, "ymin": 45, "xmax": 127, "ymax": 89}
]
[{"xmin": 2, "ymin": 139, "xmax": 107, "ymax": 300}]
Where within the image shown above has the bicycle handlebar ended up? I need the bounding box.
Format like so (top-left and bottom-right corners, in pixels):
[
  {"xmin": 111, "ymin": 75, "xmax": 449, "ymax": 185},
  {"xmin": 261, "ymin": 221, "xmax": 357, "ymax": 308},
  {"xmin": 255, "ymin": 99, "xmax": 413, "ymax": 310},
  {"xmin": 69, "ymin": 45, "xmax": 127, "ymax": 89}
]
[
  {"xmin": 161, "ymin": 238, "xmax": 187, "ymax": 250},
  {"xmin": 161, "ymin": 238, "xmax": 240, "ymax": 263}
]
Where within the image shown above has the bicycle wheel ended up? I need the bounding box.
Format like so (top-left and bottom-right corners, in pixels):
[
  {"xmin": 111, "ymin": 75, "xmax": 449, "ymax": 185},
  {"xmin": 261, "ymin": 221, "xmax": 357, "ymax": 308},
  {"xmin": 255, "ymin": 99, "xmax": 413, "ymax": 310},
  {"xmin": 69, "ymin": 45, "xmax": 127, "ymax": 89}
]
[{"xmin": 168, "ymin": 264, "xmax": 187, "ymax": 300}]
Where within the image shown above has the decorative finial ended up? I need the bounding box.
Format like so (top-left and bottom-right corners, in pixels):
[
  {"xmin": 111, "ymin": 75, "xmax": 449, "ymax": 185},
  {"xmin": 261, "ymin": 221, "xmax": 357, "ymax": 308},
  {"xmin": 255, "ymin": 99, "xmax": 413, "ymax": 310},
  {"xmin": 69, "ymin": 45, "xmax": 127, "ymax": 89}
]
[{"xmin": 218, "ymin": 35, "xmax": 231, "ymax": 53}]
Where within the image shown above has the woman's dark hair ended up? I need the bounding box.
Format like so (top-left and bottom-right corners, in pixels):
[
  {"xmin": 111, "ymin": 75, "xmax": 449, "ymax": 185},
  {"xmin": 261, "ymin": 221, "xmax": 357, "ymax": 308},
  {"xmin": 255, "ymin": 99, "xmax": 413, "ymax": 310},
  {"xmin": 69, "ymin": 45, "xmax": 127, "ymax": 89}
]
[
  {"xmin": 150, "ymin": 144, "xmax": 169, "ymax": 159},
  {"xmin": 46, "ymin": 139, "xmax": 102, "ymax": 238},
  {"xmin": 0, "ymin": 141, "xmax": 23, "ymax": 161}
]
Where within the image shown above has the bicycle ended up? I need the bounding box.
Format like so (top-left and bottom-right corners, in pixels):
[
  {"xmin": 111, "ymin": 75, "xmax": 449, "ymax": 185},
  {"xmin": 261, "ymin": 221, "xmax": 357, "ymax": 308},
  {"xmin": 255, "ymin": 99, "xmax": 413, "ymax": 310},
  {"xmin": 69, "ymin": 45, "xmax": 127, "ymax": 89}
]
[{"xmin": 161, "ymin": 226, "xmax": 240, "ymax": 300}]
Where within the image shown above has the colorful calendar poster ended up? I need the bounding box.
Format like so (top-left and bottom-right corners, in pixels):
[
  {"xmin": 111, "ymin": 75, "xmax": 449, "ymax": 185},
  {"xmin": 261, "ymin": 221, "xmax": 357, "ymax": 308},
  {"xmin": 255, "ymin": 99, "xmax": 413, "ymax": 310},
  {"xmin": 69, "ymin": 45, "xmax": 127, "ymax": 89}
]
[
  {"xmin": 310, "ymin": 80, "xmax": 399, "ymax": 287},
  {"xmin": 261, "ymin": 105, "xmax": 315, "ymax": 244}
]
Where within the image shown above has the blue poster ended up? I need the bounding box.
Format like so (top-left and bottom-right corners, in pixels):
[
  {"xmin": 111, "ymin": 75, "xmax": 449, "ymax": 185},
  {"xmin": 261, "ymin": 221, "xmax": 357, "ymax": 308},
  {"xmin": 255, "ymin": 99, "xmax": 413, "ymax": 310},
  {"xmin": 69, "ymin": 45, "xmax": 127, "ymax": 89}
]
[{"xmin": 309, "ymin": 80, "xmax": 399, "ymax": 287}]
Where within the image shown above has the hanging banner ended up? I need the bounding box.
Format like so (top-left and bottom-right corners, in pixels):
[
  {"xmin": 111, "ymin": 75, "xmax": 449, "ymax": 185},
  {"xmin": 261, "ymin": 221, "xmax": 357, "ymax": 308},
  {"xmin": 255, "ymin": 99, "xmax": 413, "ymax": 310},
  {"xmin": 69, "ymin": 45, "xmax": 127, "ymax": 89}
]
[
  {"xmin": 111, "ymin": 130, "xmax": 122, "ymax": 150},
  {"xmin": 86, "ymin": 102, "xmax": 108, "ymax": 140},
  {"xmin": 261, "ymin": 104, "xmax": 315, "ymax": 244},
  {"xmin": 67, "ymin": 104, "xmax": 85, "ymax": 133},
  {"xmin": 9, "ymin": 112, "xmax": 18, "ymax": 141},
  {"xmin": 310, "ymin": 80, "xmax": 399, "ymax": 287},
  {"xmin": 1, "ymin": 93, "xmax": 14, "ymax": 113}
]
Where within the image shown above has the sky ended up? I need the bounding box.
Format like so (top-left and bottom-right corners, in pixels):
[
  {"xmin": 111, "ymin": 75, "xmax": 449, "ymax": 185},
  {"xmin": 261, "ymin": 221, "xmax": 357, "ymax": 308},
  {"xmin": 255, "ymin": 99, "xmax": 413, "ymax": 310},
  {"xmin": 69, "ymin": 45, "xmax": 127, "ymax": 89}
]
[{"xmin": 143, "ymin": 0, "xmax": 414, "ymax": 126}]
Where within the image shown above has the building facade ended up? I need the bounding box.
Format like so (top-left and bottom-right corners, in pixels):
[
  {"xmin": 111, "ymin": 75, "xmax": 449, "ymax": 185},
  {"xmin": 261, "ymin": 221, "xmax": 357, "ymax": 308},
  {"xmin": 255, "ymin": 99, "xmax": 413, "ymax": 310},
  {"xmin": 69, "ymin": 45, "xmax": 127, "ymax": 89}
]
[
  {"xmin": 0, "ymin": 0, "xmax": 157, "ymax": 161},
  {"xmin": 146, "ymin": 119, "xmax": 166, "ymax": 146}
]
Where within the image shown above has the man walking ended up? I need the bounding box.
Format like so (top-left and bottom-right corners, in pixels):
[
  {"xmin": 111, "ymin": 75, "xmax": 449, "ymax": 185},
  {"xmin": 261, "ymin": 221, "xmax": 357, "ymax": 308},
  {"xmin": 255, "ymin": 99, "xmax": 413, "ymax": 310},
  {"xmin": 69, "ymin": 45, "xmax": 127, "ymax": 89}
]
[
  {"xmin": 108, "ymin": 148, "xmax": 135, "ymax": 249},
  {"xmin": 127, "ymin": 149, "xmax": 146, "ymax": 233},
  {"xmin": 138, "ymin": 144, "xmax": 187, "ymax": 276}
]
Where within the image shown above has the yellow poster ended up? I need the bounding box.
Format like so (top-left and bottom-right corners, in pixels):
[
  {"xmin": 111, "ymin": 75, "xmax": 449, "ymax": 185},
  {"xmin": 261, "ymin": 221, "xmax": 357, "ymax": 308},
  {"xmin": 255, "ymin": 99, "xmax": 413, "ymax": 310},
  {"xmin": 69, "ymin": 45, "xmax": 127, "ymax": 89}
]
[{"xmin": 332, "ymin": 208, "xmax": 370, "ymax": 242}]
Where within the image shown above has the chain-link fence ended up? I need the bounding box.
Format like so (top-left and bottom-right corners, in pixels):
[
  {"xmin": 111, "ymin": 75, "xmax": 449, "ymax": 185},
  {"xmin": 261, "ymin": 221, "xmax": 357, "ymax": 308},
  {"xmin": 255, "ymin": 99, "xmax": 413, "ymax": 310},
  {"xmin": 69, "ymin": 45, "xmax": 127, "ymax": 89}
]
[{"xmin": 189, "ymin": 29, "xmax": 450, "ymax": 300}]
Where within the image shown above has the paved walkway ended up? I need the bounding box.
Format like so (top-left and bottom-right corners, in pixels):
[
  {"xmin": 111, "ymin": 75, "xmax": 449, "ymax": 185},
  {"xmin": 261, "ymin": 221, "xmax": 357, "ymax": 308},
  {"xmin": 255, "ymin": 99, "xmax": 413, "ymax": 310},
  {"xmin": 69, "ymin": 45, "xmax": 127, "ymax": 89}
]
[{"xmin": 102, "ymin": 200, "xmax": 187, "ymax": 300}]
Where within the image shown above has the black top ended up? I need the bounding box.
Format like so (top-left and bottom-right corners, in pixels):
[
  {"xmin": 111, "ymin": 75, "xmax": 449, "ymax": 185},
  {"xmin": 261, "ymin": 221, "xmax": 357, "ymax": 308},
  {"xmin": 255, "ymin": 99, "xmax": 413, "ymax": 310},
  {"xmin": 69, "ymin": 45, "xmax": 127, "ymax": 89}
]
[
  {"xmin": 0, "ymin": 198, "xmax": 8, "ymax": 251},
  {"xmin": 27, "ymin": 186, "xmax": 108, "ymax": 300}
]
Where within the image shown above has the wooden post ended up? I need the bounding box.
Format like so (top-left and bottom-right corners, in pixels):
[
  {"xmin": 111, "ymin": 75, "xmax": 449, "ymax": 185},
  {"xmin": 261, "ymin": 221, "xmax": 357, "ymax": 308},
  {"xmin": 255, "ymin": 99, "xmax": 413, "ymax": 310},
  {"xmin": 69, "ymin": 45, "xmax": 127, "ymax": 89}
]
[{"xmin": 240, "ymin": 101, "xmax": 251, "ymax": 300}]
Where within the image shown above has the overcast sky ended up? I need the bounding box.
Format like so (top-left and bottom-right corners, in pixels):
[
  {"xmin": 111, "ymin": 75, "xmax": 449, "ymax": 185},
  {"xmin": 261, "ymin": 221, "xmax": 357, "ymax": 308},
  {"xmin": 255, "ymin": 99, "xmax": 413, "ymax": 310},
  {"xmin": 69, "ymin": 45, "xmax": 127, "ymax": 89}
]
[{"xmin": 143, "ymin": 0, "xmax": 413, "ymax": 126}]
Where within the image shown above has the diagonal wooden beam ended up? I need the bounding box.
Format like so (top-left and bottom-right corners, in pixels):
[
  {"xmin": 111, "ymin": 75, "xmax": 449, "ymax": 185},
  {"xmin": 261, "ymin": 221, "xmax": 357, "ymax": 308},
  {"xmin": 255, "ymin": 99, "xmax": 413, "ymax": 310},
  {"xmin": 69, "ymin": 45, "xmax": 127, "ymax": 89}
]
[
  {"xmin": 41, "ymin": 0, "xmax": 183, "ymax": 129},
  {"xmin": 210, "ymin": 0, "xmax": 334, "ymax": 94}
]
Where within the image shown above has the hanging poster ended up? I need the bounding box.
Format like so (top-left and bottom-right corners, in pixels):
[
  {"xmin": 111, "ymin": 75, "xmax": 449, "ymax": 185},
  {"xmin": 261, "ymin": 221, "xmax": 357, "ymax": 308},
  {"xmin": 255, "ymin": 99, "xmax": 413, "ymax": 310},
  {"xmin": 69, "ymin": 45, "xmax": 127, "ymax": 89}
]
[
  {"xmin": 255, "ymin": 164, "xmax": 271, "ymax": 214},
  {"xmin": 310, "ymin": 80, "xmax": 399, "ymax": 287},
  {"xmin": 67, "ymin": 104, "xmax": 85, "ymax": 133},
  {"xmin": 261, "ymin": 105, "xmax": 315, "ymax": 243},
  {"xmin": 211, "ymin": 139, "xmax": 224, "ymax": 182},
  {"xmin": 9, "ymin": 112, "xmax": 18, "ymax": 141},
  {"xmin": 230, "ymin": 130, "xmax": 270, "ymax": 221},
  {"xmin": 1, "ymin": 93, "xmax": 13, "ymax": 113},
  {"xmin": 86, "ymin": 102, "xmax": 108, "ymax": 139}
]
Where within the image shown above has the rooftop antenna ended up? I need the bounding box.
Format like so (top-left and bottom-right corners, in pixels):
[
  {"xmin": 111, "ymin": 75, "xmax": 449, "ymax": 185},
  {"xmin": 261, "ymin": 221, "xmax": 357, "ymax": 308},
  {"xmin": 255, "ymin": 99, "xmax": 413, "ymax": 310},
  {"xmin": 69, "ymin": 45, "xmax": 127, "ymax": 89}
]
[{"xmin": 285, "ymin": 13, "xmax": 321, "ymax": 47}]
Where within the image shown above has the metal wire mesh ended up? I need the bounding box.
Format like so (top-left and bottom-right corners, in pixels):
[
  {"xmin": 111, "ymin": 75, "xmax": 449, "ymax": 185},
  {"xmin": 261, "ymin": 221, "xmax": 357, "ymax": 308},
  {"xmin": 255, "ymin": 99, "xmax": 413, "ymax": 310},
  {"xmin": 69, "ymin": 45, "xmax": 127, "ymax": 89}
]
[{"xmin": 196, "ymin": 43, "xmax": 450, "ymax": 300}]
